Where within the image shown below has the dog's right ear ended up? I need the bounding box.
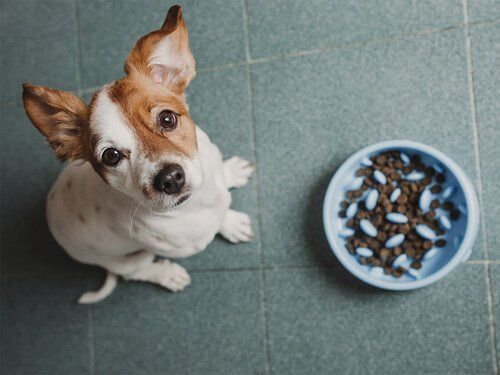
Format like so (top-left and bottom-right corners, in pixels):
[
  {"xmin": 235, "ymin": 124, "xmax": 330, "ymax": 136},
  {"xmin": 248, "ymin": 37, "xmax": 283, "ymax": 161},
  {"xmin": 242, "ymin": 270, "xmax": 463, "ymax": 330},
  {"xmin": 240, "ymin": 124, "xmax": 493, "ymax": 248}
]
[{"xmin": 22, "ymin": 83, "xmax": 89, "ymax": 161}]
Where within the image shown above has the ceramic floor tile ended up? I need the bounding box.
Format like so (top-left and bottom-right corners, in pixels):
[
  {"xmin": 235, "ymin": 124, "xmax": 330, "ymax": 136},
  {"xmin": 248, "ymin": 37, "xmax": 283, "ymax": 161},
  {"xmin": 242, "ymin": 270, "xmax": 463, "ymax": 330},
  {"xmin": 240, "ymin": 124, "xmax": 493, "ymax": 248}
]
[
  {"xmin": 0, "ymin": 0, "xmax": 78, "ymax": 103},
  {"xmin": 489, "ymin": 264, "xmax": 500, "ymax": 366},
  {"xmin": 252, "ymin": 30, "xmax": 482, "ymax": 267},
  {"xmin": 246, "ymin": 0, "xmax": 463, "ymax": 59},
  {"xmin": 467, "ymin": 0, "xmax": 500, "ymax": 23},
  {"xmin": 1, "ymin": 274, "xmax": 94, "ymax": 375},
  {"xmin": 1, "ymin": 102, "xmax": 83, "ymax": 277},
  {"xmin": 265, "ymin": 264, "xmax": 493, "ymax": 374},
  {"xmin": 470, "ymin": 23, "xmax": 500, "ymax": 259},
  {"xmin": 91, "ymin": 270, "xmax": 266, "ymax": 375},
  {"xmin": 79, "ymin": 0, "xmax": 246, "ymax": 89}
]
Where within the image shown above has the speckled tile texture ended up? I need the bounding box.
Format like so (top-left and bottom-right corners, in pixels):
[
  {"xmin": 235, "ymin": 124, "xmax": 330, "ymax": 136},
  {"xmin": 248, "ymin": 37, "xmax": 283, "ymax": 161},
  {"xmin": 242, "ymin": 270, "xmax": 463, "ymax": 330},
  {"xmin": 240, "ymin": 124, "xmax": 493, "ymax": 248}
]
[
  {"xmin": 266, "ymin": 265, "xmax": 492, "ymax": 374},
  {"xmin": 468, "ymin": 0, "xmax": 500, "ymax": 23},
  {"xmin": 1, "ymin": 0, "xmax": 499, "ymax": 373},
  {"xmin": 470, "ymin": 23, "xmax": 500, "ymax": 259},
  {"xmin": 490, "ymin": 264, "xmax": 500, "ymax": 362}
]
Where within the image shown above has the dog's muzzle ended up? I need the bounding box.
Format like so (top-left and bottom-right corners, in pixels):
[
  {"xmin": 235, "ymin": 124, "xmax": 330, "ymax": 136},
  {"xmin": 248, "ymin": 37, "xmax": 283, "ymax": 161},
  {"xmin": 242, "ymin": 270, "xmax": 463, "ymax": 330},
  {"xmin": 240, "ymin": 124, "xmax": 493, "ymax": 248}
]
[{"xmin": 153, "ymin": 164, "xmax": 185, "ymax": 195}]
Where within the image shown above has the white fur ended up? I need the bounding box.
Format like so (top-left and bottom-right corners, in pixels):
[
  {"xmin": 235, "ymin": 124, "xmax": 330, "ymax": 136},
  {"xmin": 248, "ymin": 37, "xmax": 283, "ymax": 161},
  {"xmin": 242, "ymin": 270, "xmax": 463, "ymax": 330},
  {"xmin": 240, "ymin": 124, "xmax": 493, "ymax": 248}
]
[{"xmin": 46, "ymin": 118, "xmax": 254, "ymax": 302}]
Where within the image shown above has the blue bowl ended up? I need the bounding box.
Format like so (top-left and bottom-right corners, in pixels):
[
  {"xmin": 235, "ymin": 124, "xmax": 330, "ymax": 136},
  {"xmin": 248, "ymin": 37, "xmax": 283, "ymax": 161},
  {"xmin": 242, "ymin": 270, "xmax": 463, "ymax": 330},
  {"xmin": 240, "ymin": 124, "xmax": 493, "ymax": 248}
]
[{"xmin": 323, "ymin": 140, "xmax": 480, "ymax": 290}]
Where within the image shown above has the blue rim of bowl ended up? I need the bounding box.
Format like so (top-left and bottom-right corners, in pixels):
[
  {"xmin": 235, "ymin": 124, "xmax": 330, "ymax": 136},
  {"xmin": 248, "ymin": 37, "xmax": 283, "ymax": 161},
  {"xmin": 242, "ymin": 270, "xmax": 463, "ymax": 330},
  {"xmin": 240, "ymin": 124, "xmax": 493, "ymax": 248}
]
[{"xmin": 323, "ymin": 140, "xmax": 480, "ymax": 290}]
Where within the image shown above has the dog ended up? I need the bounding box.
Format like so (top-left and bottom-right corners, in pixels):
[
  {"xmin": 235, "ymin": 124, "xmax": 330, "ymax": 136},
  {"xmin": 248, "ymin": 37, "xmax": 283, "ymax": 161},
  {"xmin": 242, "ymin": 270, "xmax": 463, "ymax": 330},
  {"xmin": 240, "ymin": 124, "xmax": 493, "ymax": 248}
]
[{"xmin": 21, "ymin": 5, "xmax": 254, "ymax": 303}]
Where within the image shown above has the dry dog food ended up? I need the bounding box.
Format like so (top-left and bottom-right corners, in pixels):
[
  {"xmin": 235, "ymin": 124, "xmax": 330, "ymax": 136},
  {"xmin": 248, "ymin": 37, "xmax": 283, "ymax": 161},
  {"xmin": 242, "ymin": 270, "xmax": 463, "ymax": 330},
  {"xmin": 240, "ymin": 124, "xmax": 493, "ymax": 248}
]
[{"xmin": 338, "ymin": 150, "xmax": 461, "ymax": 279}]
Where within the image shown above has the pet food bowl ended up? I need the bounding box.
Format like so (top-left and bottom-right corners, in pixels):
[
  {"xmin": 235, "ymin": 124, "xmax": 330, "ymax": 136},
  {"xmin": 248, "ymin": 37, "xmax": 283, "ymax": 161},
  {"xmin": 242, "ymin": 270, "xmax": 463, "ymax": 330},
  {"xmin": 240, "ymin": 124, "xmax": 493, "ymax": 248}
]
[{"xmin": 323, "ymin": 140, "xmax": 480, "ymax": 290}]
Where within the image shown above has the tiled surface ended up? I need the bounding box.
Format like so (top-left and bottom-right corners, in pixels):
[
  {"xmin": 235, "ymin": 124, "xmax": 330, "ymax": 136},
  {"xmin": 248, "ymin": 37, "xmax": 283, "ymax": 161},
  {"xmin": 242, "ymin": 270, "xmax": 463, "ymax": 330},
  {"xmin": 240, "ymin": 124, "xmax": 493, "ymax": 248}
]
[
  {"xmin": 252, "ymin": 30, "xmax": 483, "ymax": 267},
  {"xmin": 79, "ymin": 0, "xmax": 246, "ymax": 88},
  {"xmin": 91, "ymin": 270, "xmax": 266, "ymax": 375},
  {"xmin": 490, "ymin": 265, "xmax": 500, "ymax": 362},
  {"xmin": 0, "ymin": 0, "xmax": 79, "ymax": 103},
  {"xmin": 2, "ymin": 0, "xmax": 500, "ymax": 374},
  {"xmin": 266, "ymin": 265, "xmax": 493, "ymax": 374},
  {"xmin": 0, "ymin": 102, "xmax": 83, "ymax": 277},
  {"xmin": 247, "ymin": 0, "xmax": 464, "ymax": 59},
  {"xmin": 468, "ymin": 0, "xmax": 500, "ymax": 23},
  {"xmin": 1, "ymin": 274, "xmax": 94, "ymax": 375},
  {"xmin": 470, "ymin": 23, "xmax": 500, "ymax": 259}
]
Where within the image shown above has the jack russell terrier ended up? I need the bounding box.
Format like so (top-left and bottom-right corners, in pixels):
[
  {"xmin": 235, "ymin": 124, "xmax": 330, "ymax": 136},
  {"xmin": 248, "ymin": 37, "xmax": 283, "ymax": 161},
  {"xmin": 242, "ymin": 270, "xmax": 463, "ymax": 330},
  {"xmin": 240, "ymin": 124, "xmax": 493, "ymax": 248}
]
[{"xmin": 22, "ymin": 5, "xmax": 254, "ymax": 303}]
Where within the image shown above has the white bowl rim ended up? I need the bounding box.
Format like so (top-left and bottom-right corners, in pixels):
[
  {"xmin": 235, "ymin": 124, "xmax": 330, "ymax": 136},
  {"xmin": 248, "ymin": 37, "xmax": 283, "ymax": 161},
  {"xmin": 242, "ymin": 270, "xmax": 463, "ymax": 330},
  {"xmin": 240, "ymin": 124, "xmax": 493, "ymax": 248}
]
[{"xmin": 323, "ymin": 140, "xmax": 480, "ymax": 290}]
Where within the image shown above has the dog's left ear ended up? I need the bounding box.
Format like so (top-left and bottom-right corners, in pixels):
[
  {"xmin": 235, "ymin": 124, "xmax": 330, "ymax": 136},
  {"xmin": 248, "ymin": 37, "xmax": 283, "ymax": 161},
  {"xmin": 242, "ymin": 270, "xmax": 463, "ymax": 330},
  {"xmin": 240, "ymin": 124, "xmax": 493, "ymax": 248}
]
[{"xmin": 125, "ymin": 5, "xmax": 195, "ymax": 93}]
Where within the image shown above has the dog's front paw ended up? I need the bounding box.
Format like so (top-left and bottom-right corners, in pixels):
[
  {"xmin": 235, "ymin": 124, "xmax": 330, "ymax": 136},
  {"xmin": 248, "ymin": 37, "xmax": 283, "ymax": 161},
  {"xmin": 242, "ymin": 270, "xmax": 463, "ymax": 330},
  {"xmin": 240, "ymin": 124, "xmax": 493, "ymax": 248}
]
[
  {"xmin": 158, "ymin": 261, "xmax": 191, "ymax": 292},
  {"xmin": 220, "ymin": 209, "xmax": 253, "ymax": 243},
  {"xmin": 223, "ymin": 156, "xmax": 254, "ymax": 189}
]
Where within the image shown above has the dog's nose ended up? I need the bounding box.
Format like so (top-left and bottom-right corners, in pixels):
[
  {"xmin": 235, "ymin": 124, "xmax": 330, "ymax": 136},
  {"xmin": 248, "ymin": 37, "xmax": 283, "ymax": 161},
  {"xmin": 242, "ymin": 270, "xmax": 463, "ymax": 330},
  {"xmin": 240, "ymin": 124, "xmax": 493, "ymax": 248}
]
[{"xmin": 153, "ymin": 164, "xmax": 185, "ymax": 195}]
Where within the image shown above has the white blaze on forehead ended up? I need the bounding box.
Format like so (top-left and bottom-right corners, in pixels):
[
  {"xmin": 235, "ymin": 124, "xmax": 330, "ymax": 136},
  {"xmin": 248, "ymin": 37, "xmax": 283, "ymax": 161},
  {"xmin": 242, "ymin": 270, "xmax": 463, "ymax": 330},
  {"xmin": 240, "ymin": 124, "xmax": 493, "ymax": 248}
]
[{"xmin": 90, "ymin": 88, "xmax": 137, "ymax": 156}]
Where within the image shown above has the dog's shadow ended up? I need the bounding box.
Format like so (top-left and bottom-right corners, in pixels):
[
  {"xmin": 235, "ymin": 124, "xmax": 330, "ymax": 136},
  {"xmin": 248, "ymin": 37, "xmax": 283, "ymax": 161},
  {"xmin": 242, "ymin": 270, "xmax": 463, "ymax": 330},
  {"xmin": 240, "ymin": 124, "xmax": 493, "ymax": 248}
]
[{"xmin": 303, "ymin": 168, "xmax": 389, "ymax": 296}]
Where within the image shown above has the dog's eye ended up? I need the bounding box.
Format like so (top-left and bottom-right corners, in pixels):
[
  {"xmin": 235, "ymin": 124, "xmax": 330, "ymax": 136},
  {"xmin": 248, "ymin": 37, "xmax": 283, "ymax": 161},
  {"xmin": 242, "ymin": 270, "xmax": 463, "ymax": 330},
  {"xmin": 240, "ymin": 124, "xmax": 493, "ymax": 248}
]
[
  {"xmin": 157, "ymin": 110, "xmax": 178, "ymax": 131},
  {"xmin": 102, "ymin": 148, "xmax": 122, "ymax": 167}
]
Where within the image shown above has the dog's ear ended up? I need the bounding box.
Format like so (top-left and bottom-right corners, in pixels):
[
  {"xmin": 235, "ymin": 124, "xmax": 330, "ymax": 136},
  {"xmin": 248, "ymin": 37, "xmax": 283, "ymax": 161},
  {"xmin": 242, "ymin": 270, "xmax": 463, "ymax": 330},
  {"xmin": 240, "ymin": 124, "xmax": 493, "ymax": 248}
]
[
  {"xmin": 124, "ymin": 5, "xmax": 195, "ymax": 93},
  {"xmin": 22, "ymin": 83, "xmax": 88, "ymax": 161}
]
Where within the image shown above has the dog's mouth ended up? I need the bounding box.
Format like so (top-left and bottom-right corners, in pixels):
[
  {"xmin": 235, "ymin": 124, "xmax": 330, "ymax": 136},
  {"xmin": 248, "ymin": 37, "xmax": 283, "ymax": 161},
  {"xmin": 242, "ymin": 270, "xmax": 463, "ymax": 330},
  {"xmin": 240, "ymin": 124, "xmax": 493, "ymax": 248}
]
[{"xmin": 174, "ymin": 193, "xmax": 191, "ymax": 207}]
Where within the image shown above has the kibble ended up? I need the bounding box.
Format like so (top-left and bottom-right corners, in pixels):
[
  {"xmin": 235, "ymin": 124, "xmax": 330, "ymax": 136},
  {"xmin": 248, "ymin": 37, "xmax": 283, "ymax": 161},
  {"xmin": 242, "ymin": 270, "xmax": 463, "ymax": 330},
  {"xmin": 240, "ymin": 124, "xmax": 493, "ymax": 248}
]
[
  {"xmin": 361, "ymin": 157, "xmax": 373, "ymax": 167},
  {"xmin": 350, "ymin": 176, "xmax": 364, "ymax": 190},
  {"xmin": 386, "ymin": 213, "xmax": 408, "ymax": 224},
  {"xmin": 337, "ymin": 149, "xmax": 462, "ymax": 279},
  {"xmin": 346, "ymin": 202, "xmax": 358, "ymax": 218},
  {"xmin": 419, "ymin": 189, "xmax": 432, "ymax": 211},
  {"xmin": 386, "ymin": 234, "xmax": 405, "ymax": 248},
  {"xmin": 406, "ymin": 171, "xmax": 426, "ymax": 181},
  {"xmin": 360, "ymin": 219, "xmax": 378, "ymax": 237},
  {"xmin": 356, "ymin": 247, "xmax": 374, "ymax": 257},
  {"xmin": 373, "ymin": 170, "xmax": 387, "ymax": 185},
  {"xmin": 365, "ymin": 190, "xmax": 379, "ymax": 210}
]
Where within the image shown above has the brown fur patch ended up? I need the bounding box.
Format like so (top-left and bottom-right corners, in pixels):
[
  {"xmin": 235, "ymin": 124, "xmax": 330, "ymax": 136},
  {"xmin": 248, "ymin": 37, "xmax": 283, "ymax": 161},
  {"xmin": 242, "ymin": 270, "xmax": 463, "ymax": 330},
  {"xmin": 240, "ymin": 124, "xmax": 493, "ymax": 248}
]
[
  {"xmin": 22, "ymin": 84, "xmax": 90, "ymax": 161},
  {"xmin": 124, "ymin": 6, "xmax": 195, "ymax": 93},
  {"xmin": 78, "ymin": 214, "xmax": 86, "ymax": 223},
  {"xmin": 22, "ymin": 83, "xmax": 107, "ymax": 183},
  {"xmin": 107, "ymin": 78, "xmax": 198, "ymax": 161}
]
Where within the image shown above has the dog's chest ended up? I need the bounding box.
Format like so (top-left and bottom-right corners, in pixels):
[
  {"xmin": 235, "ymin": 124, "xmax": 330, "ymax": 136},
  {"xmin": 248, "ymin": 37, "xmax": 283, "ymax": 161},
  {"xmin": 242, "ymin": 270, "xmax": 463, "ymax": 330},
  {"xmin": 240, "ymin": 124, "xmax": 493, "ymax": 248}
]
[{"xmin": 139, "ymin": 204, "xmax": 228, "ymax": 257}]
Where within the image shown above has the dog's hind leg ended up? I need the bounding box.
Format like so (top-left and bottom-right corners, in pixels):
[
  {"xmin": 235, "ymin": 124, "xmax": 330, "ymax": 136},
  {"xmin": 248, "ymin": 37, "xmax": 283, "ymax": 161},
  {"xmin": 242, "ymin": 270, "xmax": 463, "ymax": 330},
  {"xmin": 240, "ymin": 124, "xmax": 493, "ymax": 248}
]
[
  {"xmin": 223, "ymin": 156, "xmax": 254, "ymax": 189},
  {"xmin": 122, "ymin": 259, "xmax": 191, "ymax": 292}
]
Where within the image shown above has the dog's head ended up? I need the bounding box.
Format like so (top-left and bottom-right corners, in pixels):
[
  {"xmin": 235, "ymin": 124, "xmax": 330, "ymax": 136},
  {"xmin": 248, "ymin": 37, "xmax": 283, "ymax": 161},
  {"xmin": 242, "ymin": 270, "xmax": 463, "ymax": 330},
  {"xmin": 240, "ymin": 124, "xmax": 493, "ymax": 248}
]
[{"xmin": 22, "ymin": 5, "xmax": 201, "ymax": 210}]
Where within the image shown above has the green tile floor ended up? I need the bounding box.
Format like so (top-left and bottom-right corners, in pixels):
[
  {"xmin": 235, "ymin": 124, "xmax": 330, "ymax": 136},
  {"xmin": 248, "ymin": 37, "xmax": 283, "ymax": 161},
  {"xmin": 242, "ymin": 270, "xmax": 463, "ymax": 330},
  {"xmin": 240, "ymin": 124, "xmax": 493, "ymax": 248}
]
[{"xmin": 1, "ymin": 0, "xmax": 499, "ymax": 374}]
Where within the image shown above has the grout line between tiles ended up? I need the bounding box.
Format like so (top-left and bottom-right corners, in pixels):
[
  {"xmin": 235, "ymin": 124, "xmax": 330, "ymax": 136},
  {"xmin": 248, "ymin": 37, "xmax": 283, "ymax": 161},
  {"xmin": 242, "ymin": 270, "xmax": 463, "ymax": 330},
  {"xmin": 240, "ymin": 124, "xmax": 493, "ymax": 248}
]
[
  {"xmin": 242, "ymin": 1, "xmax": 271, "ymax": 374},
  {"xmin": 2, "ymin": 259, "xmax": 500, "ymax": 279},
  {"xmin": 462, "ymin": 1, "xmax": 498, "ymax": 373},
  {"xmin": 462, "ymin": 0, "xmax": 490, "ymax": 261},
  {"xmin": 59, "ymin": 17, "xmax": 500, "ymax": 102},
  {"xmin": 86, "ymin": 295, "xmax": 96, "ymax": 375}
]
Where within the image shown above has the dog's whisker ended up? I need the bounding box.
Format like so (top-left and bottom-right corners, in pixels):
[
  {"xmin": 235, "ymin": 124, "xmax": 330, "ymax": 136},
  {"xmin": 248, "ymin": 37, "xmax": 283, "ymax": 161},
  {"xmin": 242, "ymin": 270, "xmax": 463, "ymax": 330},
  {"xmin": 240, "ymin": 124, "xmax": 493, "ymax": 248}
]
[{"xmin": 129, "ymin": 199, "xmax": 144, "ymax": 239}]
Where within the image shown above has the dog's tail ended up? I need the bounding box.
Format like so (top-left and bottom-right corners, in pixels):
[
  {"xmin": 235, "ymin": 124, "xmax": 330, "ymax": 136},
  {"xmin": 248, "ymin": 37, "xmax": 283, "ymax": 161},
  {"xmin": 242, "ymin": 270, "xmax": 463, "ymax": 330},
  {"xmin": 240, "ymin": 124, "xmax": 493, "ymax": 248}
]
[{"xmin": 78, "ymin": 272, "xmax": 118, "ymax": 304}]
